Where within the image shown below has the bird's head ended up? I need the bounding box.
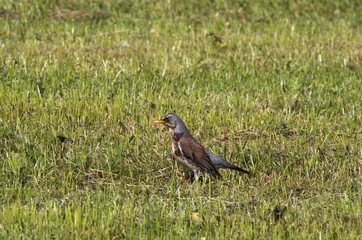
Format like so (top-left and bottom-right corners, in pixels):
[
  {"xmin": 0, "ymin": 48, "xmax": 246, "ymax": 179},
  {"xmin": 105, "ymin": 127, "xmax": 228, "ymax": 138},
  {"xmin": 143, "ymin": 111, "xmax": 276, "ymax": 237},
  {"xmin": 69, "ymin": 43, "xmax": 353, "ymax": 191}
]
[{"xmin": 154, "ymin": 113, "xmax": 188, "ymax": 133}]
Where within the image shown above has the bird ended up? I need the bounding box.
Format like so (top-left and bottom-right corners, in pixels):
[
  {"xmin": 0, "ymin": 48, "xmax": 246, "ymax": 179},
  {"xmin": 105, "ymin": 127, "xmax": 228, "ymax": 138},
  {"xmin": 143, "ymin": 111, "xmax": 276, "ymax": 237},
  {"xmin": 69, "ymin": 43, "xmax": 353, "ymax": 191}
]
[{"xmin": 154, "ymin": 113, "xmax": 250, "ymax": 180}]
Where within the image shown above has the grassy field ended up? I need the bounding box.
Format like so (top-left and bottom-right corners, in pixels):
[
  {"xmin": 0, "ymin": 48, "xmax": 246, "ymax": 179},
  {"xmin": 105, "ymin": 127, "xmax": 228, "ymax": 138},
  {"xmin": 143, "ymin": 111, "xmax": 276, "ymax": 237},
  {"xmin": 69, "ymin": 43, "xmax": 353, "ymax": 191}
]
[{"xmin": 0, "ymin": 0, "xmax": 361, "ymax": 239}]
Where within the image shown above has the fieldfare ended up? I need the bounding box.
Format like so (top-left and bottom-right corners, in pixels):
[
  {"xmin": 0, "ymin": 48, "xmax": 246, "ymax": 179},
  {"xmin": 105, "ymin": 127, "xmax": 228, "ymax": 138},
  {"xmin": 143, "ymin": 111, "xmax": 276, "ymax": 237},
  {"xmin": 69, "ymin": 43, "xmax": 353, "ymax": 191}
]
[{"xmin": 154, "ymin": 113, "xmax": 249, "ymax": 180}]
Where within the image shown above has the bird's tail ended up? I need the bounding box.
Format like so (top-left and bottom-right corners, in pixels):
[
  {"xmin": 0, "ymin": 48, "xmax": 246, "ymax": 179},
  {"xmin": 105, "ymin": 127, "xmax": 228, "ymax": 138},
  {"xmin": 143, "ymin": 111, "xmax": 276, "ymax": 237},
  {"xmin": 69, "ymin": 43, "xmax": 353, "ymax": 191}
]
[{"xmin": 227, "ymin": 165, "xmax": 250, "ymax": 175}]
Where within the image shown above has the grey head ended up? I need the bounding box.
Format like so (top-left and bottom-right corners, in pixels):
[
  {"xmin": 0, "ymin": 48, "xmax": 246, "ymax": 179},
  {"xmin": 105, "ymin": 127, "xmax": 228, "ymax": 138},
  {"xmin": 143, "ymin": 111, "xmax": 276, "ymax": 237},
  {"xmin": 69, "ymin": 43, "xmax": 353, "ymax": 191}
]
[{"xmin": 154, "ymin": 113, "xmax": 189, "ymax": 134}]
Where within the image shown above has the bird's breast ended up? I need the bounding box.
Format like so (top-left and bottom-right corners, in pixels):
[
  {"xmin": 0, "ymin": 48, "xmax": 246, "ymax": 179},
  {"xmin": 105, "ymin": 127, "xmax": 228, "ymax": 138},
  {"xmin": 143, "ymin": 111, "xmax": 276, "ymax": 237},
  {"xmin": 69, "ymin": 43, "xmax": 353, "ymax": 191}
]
[
  {"xmin": 170, "ymin": 133, "xmax": 182, "ymax": 156},
  {"xmin": 171, "ymin": 140, "xmax": 182, "ymax": 157}
]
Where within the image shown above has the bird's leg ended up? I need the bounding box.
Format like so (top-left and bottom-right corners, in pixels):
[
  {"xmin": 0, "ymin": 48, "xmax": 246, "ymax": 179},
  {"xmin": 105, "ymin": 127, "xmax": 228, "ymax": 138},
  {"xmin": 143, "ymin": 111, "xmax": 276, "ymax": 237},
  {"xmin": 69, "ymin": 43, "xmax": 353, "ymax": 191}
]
[
  {"xmin": 193, "ymin": 170, "xmax": 200, "ymax": 181},
  {"xmin": 184, "ymin": 171, "xmax": 195, "ymax": 182},
  {"xmin": 188, "ymin": 170, "xmax": 204, "ymax": 183}
]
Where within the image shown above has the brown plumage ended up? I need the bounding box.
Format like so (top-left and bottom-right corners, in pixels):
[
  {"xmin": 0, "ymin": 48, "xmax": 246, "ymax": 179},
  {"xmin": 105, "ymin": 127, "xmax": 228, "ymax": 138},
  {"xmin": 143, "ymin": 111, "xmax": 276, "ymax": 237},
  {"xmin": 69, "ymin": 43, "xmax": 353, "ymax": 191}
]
[{"xmin": 178, "ymin": 134, "xmax": 221, "ymax": 178}]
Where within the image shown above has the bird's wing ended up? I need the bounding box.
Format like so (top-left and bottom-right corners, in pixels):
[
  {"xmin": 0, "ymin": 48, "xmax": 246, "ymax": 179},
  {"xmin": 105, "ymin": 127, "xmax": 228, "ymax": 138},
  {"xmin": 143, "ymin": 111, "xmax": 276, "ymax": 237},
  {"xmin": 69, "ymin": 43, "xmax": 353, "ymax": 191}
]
[{"xmin": 179, "ymin": 134, "xmax": 221, "ymax": 178}]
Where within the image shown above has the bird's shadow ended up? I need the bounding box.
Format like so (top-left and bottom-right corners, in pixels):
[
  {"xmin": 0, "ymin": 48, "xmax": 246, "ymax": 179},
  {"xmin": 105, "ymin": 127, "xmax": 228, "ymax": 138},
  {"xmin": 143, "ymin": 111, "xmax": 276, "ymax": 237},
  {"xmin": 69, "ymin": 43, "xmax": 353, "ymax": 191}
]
[{"xmin": 185, "ymin": 169, "xmax": 254, "ymax": 183}]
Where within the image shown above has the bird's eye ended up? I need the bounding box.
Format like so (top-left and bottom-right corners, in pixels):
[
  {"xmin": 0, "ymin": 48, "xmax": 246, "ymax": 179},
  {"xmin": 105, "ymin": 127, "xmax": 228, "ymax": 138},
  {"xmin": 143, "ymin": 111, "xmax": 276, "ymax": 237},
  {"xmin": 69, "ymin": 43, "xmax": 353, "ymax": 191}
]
[{"xmin": 163, "ymin": 117, "xmax": 169, "ymax": 122}]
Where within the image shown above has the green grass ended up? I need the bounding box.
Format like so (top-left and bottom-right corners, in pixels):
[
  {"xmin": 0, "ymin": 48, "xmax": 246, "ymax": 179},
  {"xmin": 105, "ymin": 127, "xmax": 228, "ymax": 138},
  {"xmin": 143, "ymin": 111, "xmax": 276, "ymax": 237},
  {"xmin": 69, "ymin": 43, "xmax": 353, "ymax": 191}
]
[{"xmin": 0, "ymin": 0, "xmax": 361, "ymax": 239}]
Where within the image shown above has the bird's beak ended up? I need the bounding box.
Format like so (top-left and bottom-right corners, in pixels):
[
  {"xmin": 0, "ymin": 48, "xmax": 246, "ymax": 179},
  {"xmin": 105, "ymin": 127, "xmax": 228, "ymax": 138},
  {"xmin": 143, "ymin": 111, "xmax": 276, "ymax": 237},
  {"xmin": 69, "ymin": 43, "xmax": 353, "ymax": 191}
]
[{"xmin": 154, "ymin": 119, "xmax": 165, "ymax": 124}]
